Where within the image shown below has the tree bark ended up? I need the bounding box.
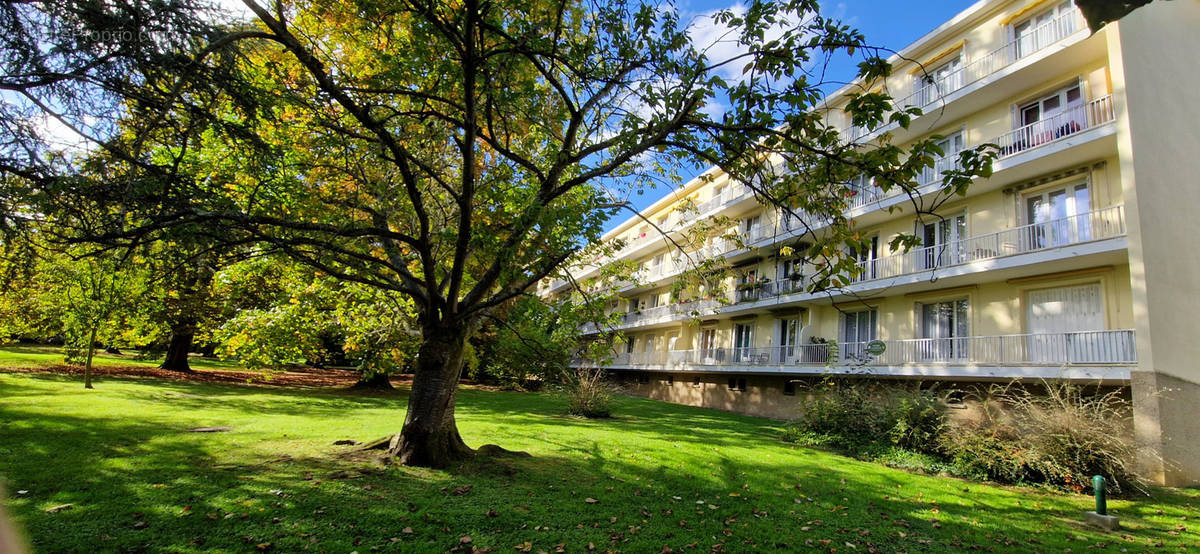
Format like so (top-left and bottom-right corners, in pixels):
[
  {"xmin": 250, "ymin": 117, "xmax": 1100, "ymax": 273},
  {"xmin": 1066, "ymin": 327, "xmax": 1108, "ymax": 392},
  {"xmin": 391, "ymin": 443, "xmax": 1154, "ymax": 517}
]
[
  {"xmin": 84, "ymin": 328, "xmax": 96, "ymax": 389},
  {"xmin": 159, "ymin": 324, "xmax": 195, "ymax": 372},
  {"xmin": 389, "ymin": 323, "xmax": 475, "ymax": 467},
  {"xmin": 351, "ymin": 371, "xmax": 395, "ymax": 391}
]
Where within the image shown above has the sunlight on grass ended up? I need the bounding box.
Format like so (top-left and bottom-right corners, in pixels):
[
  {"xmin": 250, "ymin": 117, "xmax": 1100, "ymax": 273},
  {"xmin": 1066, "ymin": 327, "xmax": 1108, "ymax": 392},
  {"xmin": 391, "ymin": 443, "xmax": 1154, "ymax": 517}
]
[
  {"xmin": 0, "ymin": 345, "xmax": 240, "ymax": 371},
  {"xmin": 0, "ymin": 371, "xmax": 1197, "ymax": 552}
]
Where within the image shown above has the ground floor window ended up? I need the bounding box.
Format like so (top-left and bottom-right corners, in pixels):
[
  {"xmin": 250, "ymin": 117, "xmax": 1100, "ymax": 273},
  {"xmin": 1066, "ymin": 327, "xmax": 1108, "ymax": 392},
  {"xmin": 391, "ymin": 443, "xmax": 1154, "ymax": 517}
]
[
  {"xmin": 728, "ymin": 377, "xmax": 747, "ymax": 391},
  {"xmin": 919, "ymin": 299, "xmax": 969, "ymax": 360},
  {"xmin": 732, "ymin": 323, "xmax": 754, "ymax": 362},
  {"xmin": 783, "ymin": 380, "xmax": 797, "ymax": 396},
  {"xmin": 842, "ymin": 308, "xmax": 878, "ymax": 361}
]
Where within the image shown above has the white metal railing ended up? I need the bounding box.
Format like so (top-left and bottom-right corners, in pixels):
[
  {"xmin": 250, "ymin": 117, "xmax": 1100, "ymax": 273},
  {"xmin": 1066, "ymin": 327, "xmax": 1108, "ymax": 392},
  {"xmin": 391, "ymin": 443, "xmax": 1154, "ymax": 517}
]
[
  {"xmin": 843, "ymin": 330, "xmax": 1136, "ymax": 365},
  {"xmin": 849, "ymin": 204, "xmax": 1125, "ymax": 284},
  {"xmin": 734, "ymin": 278, "xmax": 808, "ymax": 302},
  {"xmin": 895, "ymin": 9, "xmax": 1085, "ymax": 111},
  {"xmin": 993, "ymin": 95, "xmax": 1115, "ymax": 158},
  {"xmin": 578, "ymin": 330, "xmax": 1136, "ymax": 369}
]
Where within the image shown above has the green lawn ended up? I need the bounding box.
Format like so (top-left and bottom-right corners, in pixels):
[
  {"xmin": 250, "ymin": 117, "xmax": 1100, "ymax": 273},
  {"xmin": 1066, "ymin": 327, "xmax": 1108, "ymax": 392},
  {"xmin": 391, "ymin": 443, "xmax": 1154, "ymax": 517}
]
[
  {"xmin": 0, "ymin": 370, "xmax": 1197, "ymax": 553},
  {"xmin": 0, "ymin": 345, "xmax": 240, "ymax": 371}
]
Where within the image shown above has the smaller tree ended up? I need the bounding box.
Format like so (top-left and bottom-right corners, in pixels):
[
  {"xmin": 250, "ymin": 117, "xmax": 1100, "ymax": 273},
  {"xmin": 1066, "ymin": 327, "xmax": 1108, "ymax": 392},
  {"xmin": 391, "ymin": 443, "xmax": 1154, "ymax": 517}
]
[{"xmin": 38, "ymin": 249, "xmax": 146, "ymax": 388}]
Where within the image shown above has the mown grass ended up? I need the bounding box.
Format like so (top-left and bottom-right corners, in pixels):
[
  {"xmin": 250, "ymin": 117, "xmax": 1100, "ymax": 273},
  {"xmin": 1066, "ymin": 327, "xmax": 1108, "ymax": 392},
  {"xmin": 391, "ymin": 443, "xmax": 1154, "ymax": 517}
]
[
  {"xmin": 0, "ymin": 368, "xmax": 1197, "ymax": 552},
  {"xmin": 0, "ymin": 345, "xmax": 239, "ymax": 371}
]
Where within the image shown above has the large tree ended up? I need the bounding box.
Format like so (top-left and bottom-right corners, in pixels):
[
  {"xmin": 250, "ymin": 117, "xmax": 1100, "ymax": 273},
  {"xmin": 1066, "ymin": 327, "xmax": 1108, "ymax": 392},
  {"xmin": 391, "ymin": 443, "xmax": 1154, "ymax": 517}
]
[{"xmin": 2, "ymin": 0, "xmax": 996, "ymax": 466}]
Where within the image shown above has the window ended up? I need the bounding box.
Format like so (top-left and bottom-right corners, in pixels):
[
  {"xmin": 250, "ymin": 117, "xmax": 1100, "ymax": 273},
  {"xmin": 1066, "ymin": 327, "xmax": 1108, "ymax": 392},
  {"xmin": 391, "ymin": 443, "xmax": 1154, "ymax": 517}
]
[
  {"xmin": 847, "ymin": 173, "xmax": 876, "ymax": 209},
  {"xmin": 1013, "ymin": 1, "xmax": 1077, "ymax": 59},
  {"xmin": 743, "ymin": 215, "xmax": 762, "ymax": 240},
  {"xmin": 699, "ymin": 328, "xmax": 719, "ymax": 363},
  {"xmin": 733, "ymin": 323, "xmax": 754, "ymax": 362},
  {"xmin": 1025, "ymin": 283, "xmax": 1132, "ymax": 363},
  {"xmin": 783, "ymin": 380, "xmax": 797, "ymax": 396},
  {"xmin": 921, "ymin": 213, "xmax": 967, "ymax": 269},
  {"xmin": 849, "ymin": 236, "xmax": 879, "ymax": 282},
  {"xmin": 692, "ymin": 376, "xmax": 702, "ymax": 388},
  {"xmin": 912, "ymin": 54, "xmax": 964, "ymax": 106},
  {"xmin": 637, "ymin": 373, "xmax": 650, "ymax": 384},
  {"xmin": 921, "ymin": 132, "xmax": 965, "ymax": 185},
  {"xmin": 1013, "ymin": 83, "xmax": 1086, "ymax": 154},
  {"xmin": 842, "ymin": 309, "xmax": 878, "ymax": 361},
  {"xmin": 666, "ymin": 375, "xmax": 675, "ymax": 386},
  {"xmin": 728, "ymin": 377, "xmax": 747, "ymax": 391},
  {"xmin": 625, "ymin": 337, "xmax": 636, "ymax": 354},
  {"xmin": 1025, "ymin": 182, "xmax": 1091, "ymax": 248},
  {"xmin": 778, "ymin": 317, "xmax": 801, "ymax": 362},
  {"xmin": 919, "ymin": 299, "xmax": 970, "ymax": 360},
  {"xmin": 778, "ymin": 258, "xmax": 803, "ymax": 282},
  {"xmin": 647, "ymin": 292, "xmax": 660, "ymax": 309}
]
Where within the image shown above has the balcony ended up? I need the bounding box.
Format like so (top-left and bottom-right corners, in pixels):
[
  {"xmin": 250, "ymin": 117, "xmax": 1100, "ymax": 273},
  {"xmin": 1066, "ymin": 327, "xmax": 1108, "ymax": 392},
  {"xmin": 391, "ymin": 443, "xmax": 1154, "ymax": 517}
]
[
  {"xmin": 993, "ymin": 95, "xmax": 1115, "ymax": 158},
  {"xmin": 893, "ymin": 9, "xmax": 1085, "ymax": 113},
  {"xmin": 579, "ymin": 330, "xmax": 1137, "ymax": 378},
  {"xmin": 734, "ymin": 278, "xmax": 808, "ymax": 302},
  {"xmin": 849, "ymin": 204, "xmax": 1125, "ymax": 284}
]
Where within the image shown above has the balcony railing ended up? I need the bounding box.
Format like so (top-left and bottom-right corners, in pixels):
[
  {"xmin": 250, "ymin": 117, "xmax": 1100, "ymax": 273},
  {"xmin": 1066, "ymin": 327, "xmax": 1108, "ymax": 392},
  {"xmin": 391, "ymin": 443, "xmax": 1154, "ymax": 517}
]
[
  {"xmin": 617, "ymin": 298, "xmax": 722, "ymax": 327},
  {"xmin": 993, "ymin": 95, "xmax": 1115, "ymax": 158},
  {"xmin": 734, "ymin": 278, "xmax": 808, "ymax": 302},
  {"xmin": 580, "ymin": 330, "xmax": 1136, "ymax": 369},
  {"xmin": 895, "ymin": 9, "xmax": 1085, "ymax": 111},
  {"xmin": 850, "ymin": 204, "xmax": 1125, "ymax": 284}
]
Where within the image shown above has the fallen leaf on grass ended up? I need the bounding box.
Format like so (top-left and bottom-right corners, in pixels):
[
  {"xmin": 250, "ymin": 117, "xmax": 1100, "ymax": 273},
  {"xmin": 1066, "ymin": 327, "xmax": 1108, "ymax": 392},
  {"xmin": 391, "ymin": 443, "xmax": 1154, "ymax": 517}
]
[
  {"xmin": 584, "ymin": 498, "xmax": 599, "ymax": 504},
  {"xmin": 44, "ymin": 504, "xmax": 73, "ymax": 513},
  {"xmin": 452, "ymin": 485, "xmax": 473, "ymax": 496}
]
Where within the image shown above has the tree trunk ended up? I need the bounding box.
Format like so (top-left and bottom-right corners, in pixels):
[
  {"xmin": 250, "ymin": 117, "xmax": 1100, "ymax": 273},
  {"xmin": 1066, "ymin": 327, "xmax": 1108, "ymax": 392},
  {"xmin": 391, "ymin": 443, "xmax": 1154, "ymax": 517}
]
[
  {"xmin": 84, "ymin": 328, "xmax": 96, "ymax": 389},
  {"xmin": 352, "ymin": 371, "xmax": 395, "ymax": 391},
  {"xmin": 159, "ymin": 325, "xmax": 195, "ymax": 372},
  {"xmin": 389, "ymin": 323, "xmax": 475, "ymax": 467}
]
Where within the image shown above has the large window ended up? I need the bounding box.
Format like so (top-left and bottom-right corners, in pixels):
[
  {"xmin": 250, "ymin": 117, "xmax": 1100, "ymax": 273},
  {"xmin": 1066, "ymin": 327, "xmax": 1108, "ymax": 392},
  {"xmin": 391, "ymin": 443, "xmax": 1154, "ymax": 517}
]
[
  {"xmin": 1015, "ymin": 83, "xmax": 1086, "ymax": 152},
  {"xmin": 842, "ymin": 309, "xmax": 878, "ymax": 361},
  {"xmin": 912, "ymin": 54, "xmax": 964, "ymax": 106},
  {"xmin": 1025, "ymin": 182, "xmax": 1091, "ymax": 248},
  {"xmin": 733, "ymin": 323, "xmax": 754, "ymax": 362},
  {"xmin": 778, "ymin": 317, "xmax": 801, "ymax": 363},
  {"xmin": 920, "ymin": 131, "xmax": 965, "ymax": 185},
  {"xmin": 743, "ymin": 215, "xmax": 762, "ymax": 240},
  {"xmin": 1024, "ymin": 283, "xmax": 1131, "ymax": 362},
  {"xmin": 699, "ymin": 328, "xmax": 719, "ymax": 364},
  {"xmin": 921, "ymin": 213, "xmax": 967, "ymax": 269},
  {"xmin": 850, "ymin": 235, "xmax": 879, "ymax": 282},
  {"xmin": 919, "ymin": 299, "xmax": 969, "ymax": 360},
  {"xmin": 1013, "ymin": 1, "xmax": 1078, "ymax": 59}
]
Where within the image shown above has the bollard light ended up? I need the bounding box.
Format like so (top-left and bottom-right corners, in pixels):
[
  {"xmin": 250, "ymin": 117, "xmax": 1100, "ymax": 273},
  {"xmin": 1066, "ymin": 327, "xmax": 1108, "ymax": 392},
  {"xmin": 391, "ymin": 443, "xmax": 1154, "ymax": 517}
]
[{"xmin": 1093, "ymin": 475, "xmax": 1107, "ymax": 516}]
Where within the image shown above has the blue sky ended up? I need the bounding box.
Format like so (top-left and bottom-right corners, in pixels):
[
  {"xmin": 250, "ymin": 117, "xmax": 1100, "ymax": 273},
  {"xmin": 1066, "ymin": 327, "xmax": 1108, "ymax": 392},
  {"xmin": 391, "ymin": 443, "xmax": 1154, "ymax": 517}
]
[{"xmin": 604, "ymin": 0, "xmax": 977, "ymax": 232}]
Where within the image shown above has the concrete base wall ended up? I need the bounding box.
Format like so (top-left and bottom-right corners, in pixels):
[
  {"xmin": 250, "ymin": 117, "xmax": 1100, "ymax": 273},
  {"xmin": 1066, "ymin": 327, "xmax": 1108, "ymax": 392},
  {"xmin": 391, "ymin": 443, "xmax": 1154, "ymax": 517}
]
[{"xmin": 1131, "ymin": 371, "xmax": 1200, "ymax": 487}]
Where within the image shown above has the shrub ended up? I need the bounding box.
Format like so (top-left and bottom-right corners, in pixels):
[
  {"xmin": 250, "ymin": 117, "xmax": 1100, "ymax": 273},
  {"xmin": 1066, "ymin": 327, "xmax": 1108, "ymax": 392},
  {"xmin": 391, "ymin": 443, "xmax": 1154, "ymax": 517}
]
[
  {"xmin": 783, "ymin": 377, "xmax": 946, "ymax": 455},
  {"xmin": 785, "ymin": 378, "xmax": 1142, "ymax": 495},
  {"xmin": 559, "ymin": 367, "xmax": 616, "ymax": 418},
  {"xmin": 937, "ymin": 381, "xmax": 1142, "ymax": 495}
]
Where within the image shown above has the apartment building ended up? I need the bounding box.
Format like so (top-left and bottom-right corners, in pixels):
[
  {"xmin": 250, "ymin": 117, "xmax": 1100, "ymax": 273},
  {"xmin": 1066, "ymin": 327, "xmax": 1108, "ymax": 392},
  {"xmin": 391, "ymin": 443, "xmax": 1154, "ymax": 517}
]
[{"xmin": 543, "ymin": 0, "xmax": 1200, "ymax": 485}]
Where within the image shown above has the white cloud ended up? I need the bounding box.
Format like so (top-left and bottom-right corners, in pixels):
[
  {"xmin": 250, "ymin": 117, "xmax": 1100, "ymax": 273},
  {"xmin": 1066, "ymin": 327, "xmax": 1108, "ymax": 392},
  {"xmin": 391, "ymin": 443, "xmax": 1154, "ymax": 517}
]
[{"xmin": 685, "ymin": 2, "xmax": 812, "ymax": 83}]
